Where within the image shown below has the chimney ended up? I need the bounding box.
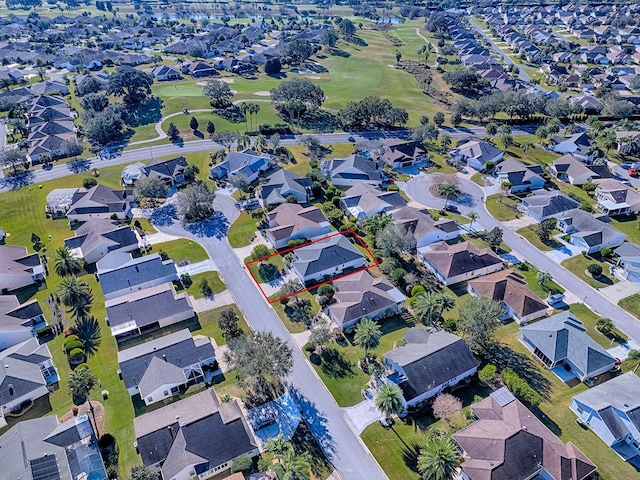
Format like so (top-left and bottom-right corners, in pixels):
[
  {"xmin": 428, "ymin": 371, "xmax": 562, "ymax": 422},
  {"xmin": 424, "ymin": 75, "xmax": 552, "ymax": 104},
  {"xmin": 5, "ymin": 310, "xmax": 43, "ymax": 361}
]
[{"xmin": 163, "ymin": 354, "xmax": 167, "ymax": 362}]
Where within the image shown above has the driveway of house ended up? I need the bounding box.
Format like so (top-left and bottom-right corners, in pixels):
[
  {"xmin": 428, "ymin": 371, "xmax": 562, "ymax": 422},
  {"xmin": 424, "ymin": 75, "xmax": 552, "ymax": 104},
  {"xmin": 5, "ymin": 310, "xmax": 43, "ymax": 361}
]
[
  {"xmin": 190, "ymin": 290, "xmax": 234, "ymax": 313},
  {"xmin": 502, "ymin": 216, "xmax": 537, "ymax": 230},
  {"xmin": 343, "ymin": 398, "xmax": 381, "ymax": 434},
  {"xmin": 599, "ymin": 281, "xmax": 640, "ymax": 305},
  {"xmin": 543, "ymin": 237, "xmax": 583, "ymax": 263},
  {"xmin": 176, "ymin": 259, "xmax": 217, "ymax": 275}
]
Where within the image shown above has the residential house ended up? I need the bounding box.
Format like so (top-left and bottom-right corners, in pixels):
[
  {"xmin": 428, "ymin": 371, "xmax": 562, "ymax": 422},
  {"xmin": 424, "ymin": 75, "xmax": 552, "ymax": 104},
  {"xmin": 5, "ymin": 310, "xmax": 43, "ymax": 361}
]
[
  {"xmin": 613, "ymin": 242, "xmax": 640, "ymax": 284},
  {"xmin": 0, "ymin": 245, "xmax": 45, "ymax": 293},
  {"xmin": 572, "ymin": 94, "xmax": 605, "ymax": 115},
  {"xmin": 570, "ymin": 372, "xmax": 640, "ymax": 465},
  {"xmin": 448, "ymin": 140, "xmax": 504, "ymax": 171},
  {"xmin": 327, "ymin": 270, "xmax": 405, "ymax": 330},
  {"xmin": 519, "ymin": 190, "xmax": 580, "ymax": 222},
  {"xmin": 46, "ymin": 187, "xmax": 82, "ymax": 216},
  {"xmin": 291, "ymin": 235, "xmax": 368, "ymax": 284},
  {"xmin": 468, "ymin": 269, "xmax": 548, "ymax": 324},
  {"xmin": 185, "ymin": 61, "xmax": 218, "ymax": 77},
  {"xmin": 340, "ymin": 183, "xmax": 406, "ymax": 220},
  {"xmin": 616, "ymin": 130, "xmax": 640, "ymax": 155},
  {"xmin": 258, "ymin": 169, "xmax": 313, "ymax": 208},
  {"xmin": 455, "ymin": 388, "xmax": 597, "ymax": 480},
  {"xmin": 0, "ymin": 414, "xmax": 108, "ymax": 477},
  {"xmin": 118, "ymin": 329, "xmax": 216, "ymax": 405},
  {"xmin": 209, "ymin": 150, "xmax": 274, "ymax": 183},
  {"xmin": 134, "ymin": 389, "xmax": 258, "ymax": 479},
  {"xmin": 151, "ymin": 65, "xmax": 182, "ymax": 81},
  {"xmin": 550, "ymin": 132, "xmax": 595, "ymax": 162},
  {"xmin": 595, "ymin": 179, "xmax": 640, "ymax": 216},
  {"xmin": 64, "ymin": 219, "xmax": 138, "ymax": 264},
  {"xmin": 97, "ymin": 252, "xmax": 179, "ymax": 300},
  {"xmin": 495, "ymin": 159, "xmax": 545, "ymax": 193},
  {"xmin": 66, "ymin": 185, "xmax": 133, "ymax": 223},
  {"xmin": 556, "ymin": 208, "xmax": 626, "ymax": 254},
  {"xmin": 519, "ymin": 311, "xmax": 617, "ymax": 382},
  {"xmin": 106, "ymin": 283, "xmax": 195, "ymax": 338},
  {"xmin": 0, "ymin": 296, "xmax": 47, "ymax": 351},
  {"xmin": 265, "ymin": 203, "xmax": 330, "ymax": 249},
  {"xmin": 418, "ymin": 241, "xmax": 504, "ymax": 286},
  {"xmin": 30, "ymin": 80, "xmax": 69, "ymax": 96},
  {"xmin": 549, "ymin": 154, "xmax": 599, "ymax": 185},
  {"xmin": 384, "ymin": 327, "xmax": 478, "ymax": 407},
  {"xmin": 0, "ymin": 338, "xmax": 58, "ymax": 427},
  {"xmin": 381, "ymin": 140, "xmax": 428, "ymax": 168},
  {"xmin": 321, "ymin": 154, "xmax": 383, "ymax": 187},
  {"xmin": 143, "ymin": 156, "xmax": 189, "ymax": 186},
  {"xmin": 390, "ymin": 206, "xmax": 459, "ymax": 247}
]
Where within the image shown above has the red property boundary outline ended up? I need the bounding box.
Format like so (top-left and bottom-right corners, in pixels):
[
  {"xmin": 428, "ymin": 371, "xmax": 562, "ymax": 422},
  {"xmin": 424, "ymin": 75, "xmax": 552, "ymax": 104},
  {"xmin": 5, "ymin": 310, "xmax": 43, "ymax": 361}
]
[{"xmin": 245, "ymin": 229, "xmax": 380, "ymax": 304}]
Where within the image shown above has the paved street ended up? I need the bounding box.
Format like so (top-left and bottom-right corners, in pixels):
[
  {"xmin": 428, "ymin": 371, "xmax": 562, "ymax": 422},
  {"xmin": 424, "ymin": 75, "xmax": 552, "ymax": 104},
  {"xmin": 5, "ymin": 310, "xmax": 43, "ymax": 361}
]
[
  {"xmin": 153, "ymin": 194, "xmax": 387, "ymax": 480},
  {"xmin": 1, "ymin": 126, "xmax": 536, "ymax": 192},
  {"xmin": 405, "ymin": 175, "xmax": 640, "ymax": 344}
]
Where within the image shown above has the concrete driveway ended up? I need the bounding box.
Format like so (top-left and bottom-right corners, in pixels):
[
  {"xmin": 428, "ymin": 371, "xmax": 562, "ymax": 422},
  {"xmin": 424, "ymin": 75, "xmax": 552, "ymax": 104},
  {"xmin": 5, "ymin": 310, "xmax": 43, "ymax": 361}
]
[
  {"xmin": 599, "ymin": 280, "xmax": 640, "ymax": 305},
  {"xmin": 343, "ymin": 398, "xmax": 381, "ymax": 434}
]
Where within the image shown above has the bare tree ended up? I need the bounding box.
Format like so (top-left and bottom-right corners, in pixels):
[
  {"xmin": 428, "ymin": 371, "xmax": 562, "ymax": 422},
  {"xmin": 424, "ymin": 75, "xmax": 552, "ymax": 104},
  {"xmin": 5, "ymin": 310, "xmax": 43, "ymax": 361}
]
[
  {"xmin": 212, "ymin": 131, "xmax": 239, "ymax": 152},
  {"xmin": 432, "ymin": 393, "xmax": 462, "ymax": 426}
]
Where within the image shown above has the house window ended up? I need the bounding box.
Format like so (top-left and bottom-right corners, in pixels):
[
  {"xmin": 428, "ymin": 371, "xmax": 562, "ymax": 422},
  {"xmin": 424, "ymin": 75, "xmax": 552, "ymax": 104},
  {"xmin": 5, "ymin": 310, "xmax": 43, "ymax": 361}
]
[
  {"xmin": 163, "ymin": 390, "xmax": 169, "ymax": 396},
  {"xmin": 147, "ymin": 396, "xmax": 153, "ymax": 402},
  {"xmin": 576, "ymin": 405, "xmax": 584, "ymax": 414}
]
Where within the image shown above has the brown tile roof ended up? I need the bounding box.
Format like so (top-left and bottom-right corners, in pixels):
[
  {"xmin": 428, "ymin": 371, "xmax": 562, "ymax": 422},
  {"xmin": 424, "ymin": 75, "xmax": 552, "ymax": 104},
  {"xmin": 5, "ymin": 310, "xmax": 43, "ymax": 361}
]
[
  {"xmin": 421, "ymin": 241, "xmax": 502, "ymax": 278},
  {"xmin": 266, "ymin": 203, "xmax": 328, "ymax": 241},
  {"xmin": 454, "ymin": 389, "xmax": 596, "ymax": 480},
  {"xmin": 468, "ymin": 269, "xmax": 548, "ymax": 318}
]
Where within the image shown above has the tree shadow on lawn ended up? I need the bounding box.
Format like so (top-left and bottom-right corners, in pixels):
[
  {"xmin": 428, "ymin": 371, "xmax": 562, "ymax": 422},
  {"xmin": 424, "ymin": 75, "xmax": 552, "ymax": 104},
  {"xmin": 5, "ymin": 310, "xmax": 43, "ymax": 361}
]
[
  {"xmin": 149, "ymin": 203, "xmax": 177, "ymax": 227},
  {"xmin": 0, "ymin": 170, "xmax": 34, "ymax": 190},
  {"xmin": 485, "ymin": 342, "xmax": 552, "ymax": 402},
  {"xmin": 181, "ymin": 211, "xmax": 229, "ymax": 239},
  {"xmin": 67, "ymin": 158, "xmax": 91, "ymax": 173},
  {"xmin": 123, "ymin": 96, "xmax": 164, "ymax": 128},
  {"xmin": 401, "ymin": 441, "xmax": 421, "ymax": 474},
  {"xmin": 319, "ymin": 347, "xmax": 355, "ymax": 378}
]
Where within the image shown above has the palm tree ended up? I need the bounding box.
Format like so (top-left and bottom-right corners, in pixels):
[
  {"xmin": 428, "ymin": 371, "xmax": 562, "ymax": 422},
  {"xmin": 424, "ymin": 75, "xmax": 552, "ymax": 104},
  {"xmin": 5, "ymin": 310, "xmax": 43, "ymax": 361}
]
[
  {"xmin": 596, "ymin": 317, "xmax": 614, "ymax": 335},
  {"xmin": 468, "ymin": 211, "xmax": 478, "ymax": 231},
  {"xmin": 417, "ymin": 431, "xmax": 460, "ymax": 480},
  {"xmin": 254, "ymin": 134, "xmax": 268, "ymax": 153},
  {"xmin": 375, "ymin": 383, "xmax": 405, "ymax": 421},
  {"xmin": 521, "ymin": 141, "xmax": 534, "ymax": 153},
  {"xmin": 54, "ymin": 246, "xmax": 83, "ymax": 277},
  {"xmin": 354, "ymin": 317, "xmax": 382, "ymax": 358},
  {"xmin": 72, "ymin": 316, "xmax": 101, "ymax": 357},
  {"xmin": 436, "ymin": 292, "xmax": 455, "ymax": 316},
  {"xmin": 536, "ymin": 271, "xmax": 551, "ymax": 287},
  {"xmin": 264, "ymin": 434, "xmax": 288, "ymax": 455},
  {"xmin": 413, "ymin": 291, "xmax": 440, "ymax": 324},
  {"xmin": 237, "ymin": 133, "xmax": 251, "ymax": 151},
  {"xmin": 58, "ymin": 276, "xmax": 93, "ymax": 319},
  {"xmin": 438, "ymin": 183, "xmax": 460, "ymax": 211},
  {"xmin": 68, "ymin": 366, "xmax": 97, "ymax": 399},
  {"xmin": 628, "ymin": 349, "xmax": 640, "ymax": 371},
  {"xmin": 249, "ymin": 102, "xmax": 261, "ymax": 131}
]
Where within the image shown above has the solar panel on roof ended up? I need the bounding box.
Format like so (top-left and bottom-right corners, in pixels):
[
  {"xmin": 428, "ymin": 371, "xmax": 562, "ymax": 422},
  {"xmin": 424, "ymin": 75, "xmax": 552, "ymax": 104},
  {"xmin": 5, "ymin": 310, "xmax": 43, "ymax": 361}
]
[
  {"xmin": 491, "ymin": 387, "xmax": 516, "ymax": 407},
  {"xmin": 30, "ymin": 455, "xmax": 61, "ymax": 480}
]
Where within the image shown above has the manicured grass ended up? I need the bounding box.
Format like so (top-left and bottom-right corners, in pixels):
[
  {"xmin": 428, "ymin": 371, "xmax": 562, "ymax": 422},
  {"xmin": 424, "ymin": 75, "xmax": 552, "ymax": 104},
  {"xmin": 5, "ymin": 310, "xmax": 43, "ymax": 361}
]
[
  {"xmin": 246, "ymin": 253, "xmax": 284, "ymax": 283},
  {"xmin": 553, "ymin": 180, "xmax": 595, "ymax": 206},
  {"xmin": 515, "ymin": 262, "xmax": 564, "ymax": 299},
  {"xmin": 485, "ymin": 193, "xmax": 520, "ymax": 221},
  {"xmin": 516, "ymin": 224, "xmax": 563, "ymax": 252},
  {"xmin": 148, "ymin": 238, "xmax": 209, "ymax": 264},
  {"xmin": 561, "ymin": 254, "xmax": 617, "ymax": 289},
  {"xmin": 493, "ymin": 320, "xmax": 638, "ymax": 480},
  {"xmin": 132, "ymin": 217, "xmax": 157, "ymax": 235},
  {"xmin": 461, "ymin": 232, "xmax": 511, "ymax": 254},
  {"xmin": 270, "ymin": 290, "xmax": 319, "ymax": 334},
  {"xmin": 194, "ymin": 304, "xmax": 248, "ymax": 346},
  {"xmin": 429, "ymin": 209, "xmax": 471, "ymax": 225},
  {"xmin": 182, "ymin": 271, "xmax": 226, "ymax": 299},
  {"xmin": 306, "ymin": 314, "xmax": 417, "ymax": 407},
  {"xmin": 470, "ymin": 172, "xmax": 485, "ymax": 186},
  {"xmin": 566, "ymin": 303, "xmax": 627, "ymax": 348},
  {"xmin": 619, "ymin": 293, "xmax": 640, "ymax": 320},
  {"xmin": 228, "ymin": 211, "xmax": 260, "ymax": 248},
  {"xmin": 504, "ymin": 135, "xmax": 560, "ymax": 166},
  {"xmin": 610, "ymin": 215, "xmax": 640, "ymax": 245},
  {"xmin": 361, "ymin": 381, "xmax": 492, "ymax": 480}
]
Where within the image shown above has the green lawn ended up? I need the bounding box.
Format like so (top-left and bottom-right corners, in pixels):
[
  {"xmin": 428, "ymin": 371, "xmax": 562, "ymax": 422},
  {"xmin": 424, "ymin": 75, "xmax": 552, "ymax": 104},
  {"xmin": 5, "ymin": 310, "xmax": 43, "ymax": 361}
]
[
  {"xmin": 246, "ymin": 253, "xmax": 284, "ymax": 283},
  {"xmin": 181, "ymin": 271, "xmax": 226, "ymax": 299},
  {"xmin": 561, "ymin": 254, "xmax": 617, "ymax": 289},
  {"xmin": 148, "ymin": 238, "xmax": 209, "ymax": 264},
  {"xmin": 194, "ymin": 305, "xmax": 248, "ymax": 346},
  {"xmin": 515, "ymin": 262, "xmax": 565, "ymax": 299},
  {"xmin": 619, "ymin": 293, "xmax": 640, "ymax": 320},
  {"xmin": 270, "ymin": 290, "xmax": 319, "ymax": 334},
  {"xmin": 565, "ymin": 303, "xmax": 627, "ymax": 348},
  {"xmin": 228, "ymin": 211, "xmax": 260, "ymax": 248},
  {"xmin": 485, "ymin": 193, "xmax": 520, "ymax": 221},
  {"xmin": 470, "ymin": 172, "xmax": 485, "ymax": 186},
  {"xmin": 610, "ymin": 215, "xmax": 640, "ymax": 245},
  {"xmin": 306, "ymin": 314, "xmax": 418, "ymax": 407},
  {"xmin": 504, "ymin": 135, "xmax": 560, "ymax": 166},
  {"xmin": 492, "ymin": 320, "xmax": 638, "ymax": 480},
  {"xmin": 460, "ymin": 232, "xmax": 511, "ymax": 254},
  {"xmin": 516, "ymin": 224, "xmax": 563, "ymax": 251},
  {"xmin": 429, "ymin": 209, "xmax": 471, "ymax": 225}
]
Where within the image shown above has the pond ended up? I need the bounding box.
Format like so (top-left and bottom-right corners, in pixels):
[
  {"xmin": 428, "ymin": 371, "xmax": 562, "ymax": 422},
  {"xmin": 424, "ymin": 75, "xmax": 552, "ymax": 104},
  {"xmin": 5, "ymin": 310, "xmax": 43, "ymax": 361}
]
[{"xmin": 375, "ymin": 16, "xmax": 405, "ymax": 24}]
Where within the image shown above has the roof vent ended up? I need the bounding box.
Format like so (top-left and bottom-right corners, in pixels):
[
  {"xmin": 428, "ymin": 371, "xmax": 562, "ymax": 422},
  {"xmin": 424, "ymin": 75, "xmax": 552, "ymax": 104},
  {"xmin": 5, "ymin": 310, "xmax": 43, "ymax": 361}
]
[{"xmin": 522, "ymin": 426, "xmax": 527, "ymax": 431}]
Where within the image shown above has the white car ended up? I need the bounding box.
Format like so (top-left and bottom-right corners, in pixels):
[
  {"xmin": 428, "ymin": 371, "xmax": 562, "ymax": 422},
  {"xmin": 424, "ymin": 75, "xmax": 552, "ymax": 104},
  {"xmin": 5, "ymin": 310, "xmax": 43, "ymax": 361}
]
[{"xmin": 547, "ymin": 293, "xmax": 564, "ymax": 305}]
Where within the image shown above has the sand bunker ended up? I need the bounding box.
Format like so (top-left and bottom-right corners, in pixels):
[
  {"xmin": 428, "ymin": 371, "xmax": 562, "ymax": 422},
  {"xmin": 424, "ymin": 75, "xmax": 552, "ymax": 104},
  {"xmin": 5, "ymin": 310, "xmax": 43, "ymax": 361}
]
[
  {"xmin": 307, "ymin": 75, "xmax": 321, "ymax": 79},
  {"xmin": 254, "ymin": 90, "xmax": 271, "ymax": 96}
]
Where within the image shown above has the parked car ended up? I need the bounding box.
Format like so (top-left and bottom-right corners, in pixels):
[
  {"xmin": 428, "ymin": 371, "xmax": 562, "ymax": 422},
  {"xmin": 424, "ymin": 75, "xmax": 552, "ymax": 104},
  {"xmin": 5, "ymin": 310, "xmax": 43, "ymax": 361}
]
[
  {"xmin": 347, "ymin": 135, "xmax": 355, "ymax": 142},
  {"xmin": 444, "ymin": 204, "xmax": 458, "ymax": 212},
  {"xmin": 547, "ymin": 293, "xmax": 564, "ymax": 305}
]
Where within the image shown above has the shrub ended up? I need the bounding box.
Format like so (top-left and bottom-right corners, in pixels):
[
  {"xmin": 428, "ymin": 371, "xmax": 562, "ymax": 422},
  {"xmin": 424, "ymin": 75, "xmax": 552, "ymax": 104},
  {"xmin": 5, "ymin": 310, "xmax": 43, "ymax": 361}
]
[
  {"xmin": 387, "ymin": 184, "xmax": 400, "ymax": 191},
  {"xmin": 69, "ymin": 348, "xmax": 85, "ymax": 362},
  {"xmin": 230, "ymin": 455, "xmax": 252, "ymax": 474},
  {"xmin": 379, "ymin": 257, "xmax": 399, "ymax": 275},
  {"xmin": 158, "ymin": 250, "xmax": 169, "ymax": 261},
  {"xmin": 199, "ymin": 280, "xmax": 213, "ymax": 297},
  {"xmin": 587, "ymin": 263, "xmax": 603, "ymax": 276},
  {"xmin": 600, "ymin": 247, "xmax": 612, "ymax": 258},
  {"xmin": 287, "ymin": 238, "xmax": 307, "ymax": 248},
  {"xmin": 581, "ymin": 182, "xmax": 596, "ymax": 192},
  {"xmin": 501, "ymin": 368, "xmax": 541, "ymax": 406},
  {"xmin": 180, "ymin": 273, "xmax": 193, "ymax": 288},
  {"xmin": 442, "ymin": 318, "xmax": 457, "ymax": 332},
  {"xmin": 478, "ymin": 364, "xmax": 497, "ymax": 384},
  {"xmin": 65, "ymin": 340, "xmax": 84, "ymax": 354},
  {"xmin": 392, "ymin": 268, "xmax": 407, "ymax": 284},
  {"xmin": 318, "ymin": 284, "xmax": 335, "ymax": 298},
  {"xmin": 251, "ymin": 244, "xmax": 272, "ymax": 260},
  {"xmin": 83, "ymin": 177, "xmax": 98, "ymax": 189},
  {"xmin": 411, "ymin": 285, "xmax": 426, "ymax": 297},
  {"xmin": 63, "ymin": 334, "xmax": 80, "ymax": 346},
  {"xmin": 75, "ymin": 363, "xmax": 89, "ymax": 370}
]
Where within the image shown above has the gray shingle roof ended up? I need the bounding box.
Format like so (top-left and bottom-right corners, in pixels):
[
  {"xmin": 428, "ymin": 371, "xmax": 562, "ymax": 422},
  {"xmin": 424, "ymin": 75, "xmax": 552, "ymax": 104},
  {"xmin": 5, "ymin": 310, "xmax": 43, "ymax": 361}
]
[
  {"xmin": 64, "ymin": 219, "xmax": 137, "ymax": 258},
  {"xmin": 556, "ymin": 208, "xmax": 624, "ymax": 247},
  {"xmin": 0, "ymin": 338, "xmax": 53, "ymax": 406},
  {"xmin": 97, "ymin": 253, "xmax": 178, "ymax": 297},
  {"xmin": 522, "ymin": 191, "xmax": 580, "ymax": 218},
  {"xmin": 292, "ymin": 235, "xmax": 366, "ymax": 277},
  {"xmin": 520, "ymin": 311, "xmax": 616, "ymax": 377}
]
